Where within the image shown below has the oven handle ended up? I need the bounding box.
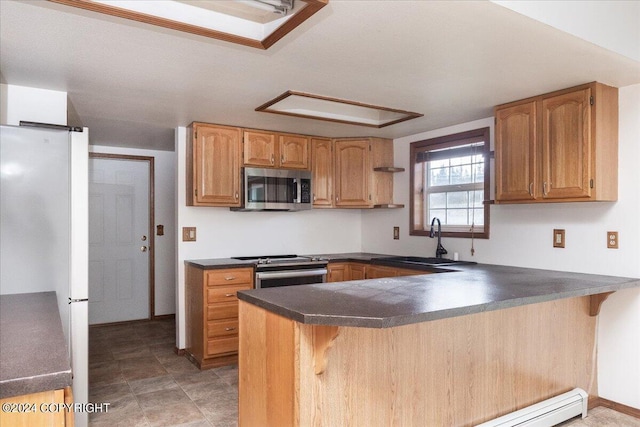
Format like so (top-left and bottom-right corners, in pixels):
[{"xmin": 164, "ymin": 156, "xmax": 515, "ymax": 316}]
[{"xmin": 256, "ymin": 268, "xmax": 328, "ymax": 280}]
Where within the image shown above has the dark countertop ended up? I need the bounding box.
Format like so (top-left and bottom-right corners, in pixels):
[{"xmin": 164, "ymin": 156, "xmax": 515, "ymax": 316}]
[
  {"xmin": 185, "ymin": 252, "xmax": 392, "ymax": 270},
  {"xmin": 237, "ymin": 263, "xmax": 640, "ymax": 328},
  {"xmin": 0, "ymin": 292, "xmax": 72, "ymax": 399}
]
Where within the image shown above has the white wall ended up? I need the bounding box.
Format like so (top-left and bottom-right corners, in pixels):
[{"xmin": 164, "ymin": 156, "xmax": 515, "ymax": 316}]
[
  {"xmin": 0, "ymin": 84, "xmax": 67, "ymax": 126},
  {"xmin": 174, "ymin": 127, "xmax": 363, "ymax": 348},
  {"xmin": 363, "ymin": 84, "xmax": 640, "ymax": 409},
  {"xmin": 492, "ymin": 1, "xmax": 640, "ymax": 62},
  {"xmin": 90, "ymin": 145, "xmax": 176, "ymax": 316}
]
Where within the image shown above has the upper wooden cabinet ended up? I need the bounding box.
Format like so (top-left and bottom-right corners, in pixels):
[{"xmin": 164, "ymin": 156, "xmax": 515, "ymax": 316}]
[
  {"xmin": 334, "ymin": 138, "xmax": 396, "ymax": 208},
  {"xmin": 187, "ymin": 123, "xmax": 242, "ymax": 207},
  {"xmin": 495, "ymin": 82, "xmax": 618, "ymax": 203},
  {"xmin": 243, "ymin": 130, "xmax": 310, "ymax": 170},
  {"xmin": 311, "ymin": 138, "xmax": 334, "ymax": 207},
  {"xmin": 243, "ymin": 130, "xmax": 277, "ymax": 167},
  {"xmin": 280, "ymin": 134, "xmax": 309, "ymax": 169}
]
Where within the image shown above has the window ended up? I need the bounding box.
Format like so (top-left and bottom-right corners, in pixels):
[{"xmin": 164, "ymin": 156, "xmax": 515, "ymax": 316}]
[{"xmin": 410, "ymin": 127, "xmax": 490, "ymax": 238}]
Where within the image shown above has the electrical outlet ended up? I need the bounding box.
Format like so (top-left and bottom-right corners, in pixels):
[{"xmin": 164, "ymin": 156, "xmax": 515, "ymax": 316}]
[
  {"xmin": 553, "ymin": 229, "xmax": 565, "ymax": 248},
  {"xmin": 182, "ymin": 227, "xmax": 196, "ymax": 242},
  {"xmin": 393, "ymin": 226, "xmax": 400, "ymax": 240},
  {"xmin": 607, "ymin": 231, "xmax": 618, "ymax": 249}
]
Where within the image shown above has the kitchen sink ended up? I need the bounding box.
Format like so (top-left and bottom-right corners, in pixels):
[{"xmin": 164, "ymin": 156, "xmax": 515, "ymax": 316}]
[{"xmin": 372, "ymin": 256, "xmax": 476, "ymax": 267}]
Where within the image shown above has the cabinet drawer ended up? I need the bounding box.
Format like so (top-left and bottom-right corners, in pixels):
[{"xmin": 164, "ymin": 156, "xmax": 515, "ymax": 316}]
[
  {"xmin": 207, "ymin": 320, "xmax": 239, "ymax": 338},
  {"xmin": 207, "ymin": 336, "xmax": 239, "ymax": 356},
  {"xmin": 206, "ymin": 268, "xmax": 253, "ymax": 286},
  {"xmin": 207, "ymin": 284, "xmax": 250, "ymax": 304},
  {"xmin": 207, "ymin": 302, "xmax": 238, "ymax": 321}
]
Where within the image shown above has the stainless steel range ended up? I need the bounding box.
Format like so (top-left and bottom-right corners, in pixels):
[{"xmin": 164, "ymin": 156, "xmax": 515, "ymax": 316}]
[{"xmin": 232, "ymin": 255, "xmax": 328, "ymax": 288}]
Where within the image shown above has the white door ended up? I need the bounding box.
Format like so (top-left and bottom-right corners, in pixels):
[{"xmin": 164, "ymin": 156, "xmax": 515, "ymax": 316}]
[{"xmin": 89, "ymin": 157, "xmax": 150, "ymax": 324}]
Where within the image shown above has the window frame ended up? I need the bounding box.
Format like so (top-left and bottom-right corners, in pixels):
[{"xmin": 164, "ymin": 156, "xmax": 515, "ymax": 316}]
[{"xmin": 409, "ymin": 127, "xmax": 491, "ymax": 239}]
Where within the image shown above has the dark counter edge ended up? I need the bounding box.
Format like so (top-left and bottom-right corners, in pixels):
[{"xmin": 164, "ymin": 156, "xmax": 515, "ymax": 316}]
[
  {"xmin": 0, "ymin": 371, "xmax": 72, "ymax": 400},
  {"xmin": 237, "ymin": 272, "xmax": 640, "ymax": 329}
]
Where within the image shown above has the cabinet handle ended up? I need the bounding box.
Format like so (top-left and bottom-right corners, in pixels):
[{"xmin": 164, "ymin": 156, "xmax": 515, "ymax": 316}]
[
  {"xmin": 224, "ymin": 277, "xmax": 235, "ymax": 281},
  {"xmin": 271, "ymin": 154, "xmax": 275, "ymax": 164},
  {"xmin": 225, "ymin": 327, "xmax": 237, "ymax": 331},
  {"xmin": 336, "ymin": 195, "xmax": 339, "ymax": 202},
  {"xmin": 543, "ymin": 182, "xmax": 548, "ymax": 196},
  {"xmin": 281, "ymin": 155, "xmax": 284, "ymax": 164},
  {"xmin": 235, "ymin": 192, "xmax": 239, "ymax": 200},
  {"xmin": 224, "ymin": 293, "xmax": 234, "ymax": 297},
  {"xmin": 529, "ymin": 182, "xmax": 533, "ymax": 196},
  {"xmin": 313, "ymin": 194, "xmax": 317, "ymax": 202}
]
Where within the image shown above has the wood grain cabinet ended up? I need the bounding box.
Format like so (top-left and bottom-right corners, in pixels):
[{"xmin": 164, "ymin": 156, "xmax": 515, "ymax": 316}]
[
  {"xmin": 366, "ymin": 264, "xmax": 428, "ymax": 279},
  {"xmin": 311, "ymin": 138, "xmax": 334, "ymax": 207},
  {"xmin": 334, "ymin": 138, "xmax": 396, "ymax": 208},
  {"xmin": 243, "ymin": 130, "xmax": 310, "ymax": 170},
  {"xmin": 495, "ymin": 82, "xmax": 618, "ymax": 203},
  {"xmin": 0, "ymin": 387, "xmax": 74, "ymax": 427},
  {"xmin": 185, "ymin": 265, "xmax": 253, "ymax": 369},
  {"xmin": 186, "ymin": 123, "xmax": 242, "ymax": 207}
]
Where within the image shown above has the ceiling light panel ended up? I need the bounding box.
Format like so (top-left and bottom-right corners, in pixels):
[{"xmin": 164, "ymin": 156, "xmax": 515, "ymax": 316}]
[{"xmin": 256, "ymin": 91, "xmax": 423, "ymax": 128}]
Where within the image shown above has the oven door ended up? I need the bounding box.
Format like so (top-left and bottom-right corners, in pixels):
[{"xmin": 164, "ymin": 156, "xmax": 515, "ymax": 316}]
[{"xmin": 256, "ymin": 268, "xmax": 328, "ymax": 289}]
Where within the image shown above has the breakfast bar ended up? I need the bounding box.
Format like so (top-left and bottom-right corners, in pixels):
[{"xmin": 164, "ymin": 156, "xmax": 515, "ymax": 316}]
[{"xmin": 237, "ymin": 263, "xmax": 640, "ymax": 426}]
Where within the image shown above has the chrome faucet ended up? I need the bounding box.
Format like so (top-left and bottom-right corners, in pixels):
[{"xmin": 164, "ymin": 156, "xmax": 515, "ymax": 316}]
[{"xmin": 429, "ymin": 217, "xmax": 448, "ymax": 258}]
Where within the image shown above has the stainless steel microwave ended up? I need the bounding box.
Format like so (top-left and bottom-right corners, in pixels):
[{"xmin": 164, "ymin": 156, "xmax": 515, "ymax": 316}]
[{"xmin": 232, "ymin": 167, "xmax": 312, "ymax": 211}]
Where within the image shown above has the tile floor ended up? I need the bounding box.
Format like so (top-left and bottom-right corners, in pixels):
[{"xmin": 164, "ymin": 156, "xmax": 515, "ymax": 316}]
[
  {"xmin": 88, "ymin": 318, "xmax": 639, "ymax": 427},
  {"xmin": 88, "ymin": 318, "xmax": 237, "ymax": 427}
]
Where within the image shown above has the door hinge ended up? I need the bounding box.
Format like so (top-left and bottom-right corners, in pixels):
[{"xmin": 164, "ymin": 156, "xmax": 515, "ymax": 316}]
[
  {"xmin": 590, "ymin": 179, "xmax": 594, "ymax": 188},
  {"xmin": 590, "ymin": 96, "xmax": 594, "ymax": 106},
  {"xmin": 195, "ymin": 189, "xmax": 198, "ymax": 196},
  {"xmin": 195, "ymin": 131, "xmax": 197, "ymax": 139}
]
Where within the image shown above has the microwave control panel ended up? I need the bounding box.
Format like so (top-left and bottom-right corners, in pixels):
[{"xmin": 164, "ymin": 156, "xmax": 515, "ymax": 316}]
[{"xmin": 300, "ymin": 179, "xmax": 311, "ymax": 204}]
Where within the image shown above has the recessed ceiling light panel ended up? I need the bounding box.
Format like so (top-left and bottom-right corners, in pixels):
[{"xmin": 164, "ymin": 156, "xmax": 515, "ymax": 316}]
[
  {"xmin": 47, "ymin": 0, "xmax": 327, "ymax": 49},
  {"xmin": 256, "ymin": 91, "xmax": 423, "ymax": 128}
]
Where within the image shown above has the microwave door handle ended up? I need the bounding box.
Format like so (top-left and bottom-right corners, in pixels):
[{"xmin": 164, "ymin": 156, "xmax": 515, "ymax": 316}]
[{"xmin": 292, "ymin": 179, "xmax": 299, "ymax": 202}]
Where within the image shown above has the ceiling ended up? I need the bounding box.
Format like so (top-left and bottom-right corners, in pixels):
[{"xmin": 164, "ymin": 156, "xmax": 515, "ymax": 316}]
[{"xmin": 1, "ymin": 0, "xmax": 639, "ymax": 151}]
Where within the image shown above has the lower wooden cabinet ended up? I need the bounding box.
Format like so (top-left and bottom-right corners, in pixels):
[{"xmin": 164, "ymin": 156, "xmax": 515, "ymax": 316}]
[
  {"xmin": 0, "ymin": 387, "xmax": 73, "ymax": 427},
  {"xmin": 328, "ymin": 262, "xmax": 424, "ymax": 282},
  {"xmin": 185, "ymin": 265, "xmax": 253, "ymax": 369}
]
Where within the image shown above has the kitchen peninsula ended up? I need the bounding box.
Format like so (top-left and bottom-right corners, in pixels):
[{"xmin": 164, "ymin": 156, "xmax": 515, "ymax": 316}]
[{"xmin": 236, "ymin": 261, "xmax": 640, "ymax": 426}]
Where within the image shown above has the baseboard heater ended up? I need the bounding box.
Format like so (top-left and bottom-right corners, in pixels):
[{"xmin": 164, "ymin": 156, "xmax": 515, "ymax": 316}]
[{"xmin": 476, "ymin": 388, "xmax": 588, "ymax": 427}]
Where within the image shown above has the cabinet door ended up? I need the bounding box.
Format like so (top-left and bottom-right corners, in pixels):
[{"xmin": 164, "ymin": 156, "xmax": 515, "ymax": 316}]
[
  {"xmin": 365, "ymin": 265, "xmax": 396, "ymax": 279},
  {"xmin": 327, "ymin": 263, "xmax": 347, "ymax": 282},
  {"xmin": 495, "ymin": 102, "xmax": 537, "ymax": 202},
  {"xmin": 348, "ymin": 263, "xmax": 366, "ymax": 280},
  {"xmin": 334, "ymin": 139, "xmax": 370, "ymax": 207},
  {"xmin": 541, "ymin": 88, "xmax": 591, "ymax": 200},
  {"xmin": 193, "ymin": 125, "xmax": 241, "ymax": 206},
  {"xmin": 280, "ymin": 134, "xmax": 309, "ymax": 169},
  {"xmin": 311, "ymin": 138, "xmax": 334, "ymax": 207},
  {"xmin": 244, "ymin": 130, "xmax": 277, "ymax": 167}
]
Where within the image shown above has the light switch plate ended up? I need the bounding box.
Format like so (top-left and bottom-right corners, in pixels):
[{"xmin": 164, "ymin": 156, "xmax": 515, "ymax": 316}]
[
  {"xmin": 553, "ymin": 229, "xmax": 565, "ymax": 248},
  {"xmin": 182, "ymin": 227, "xmax": 196, "ymax": 242},
  {"xmin": 393, "ymin": 226, "xmax": 400, "ymax": 240}
]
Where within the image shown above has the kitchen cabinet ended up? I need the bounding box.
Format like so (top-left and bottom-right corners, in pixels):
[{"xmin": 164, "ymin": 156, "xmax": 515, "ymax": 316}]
[
  {"xmin": 0, "ymin": 387, "xmax": 73, "ymax": 426},
  {"xmin": 185, "ymin": 265, "xmax": 253, "ymax": 369},
  {"xmin": 186, "ymin": 123, "xmax": 242, "ymax": 207},
  {"xmin": 366, "ymin": 264, "xmax": 428, "ymax": 279},
  {"xmin": 334, "ymin": 138, "xmax": 399, "ymax": 208},
  {"xmin": 243, "ymin": 130, "xmax": 310, "ymax": 170},
  {"xmin": 311, "ymin": 138, "xmax": 333, "ymax": 207},
  {"xmin": 327, "ymin": 262, "xmax": 371, "ymax": 282},
  {"xmin": 327, "ymin": 263, "xmax": 348, "ymax": 282},
  {"xmin": 495, "ymin": 82, "xmax": 618, "ymax": 203}
]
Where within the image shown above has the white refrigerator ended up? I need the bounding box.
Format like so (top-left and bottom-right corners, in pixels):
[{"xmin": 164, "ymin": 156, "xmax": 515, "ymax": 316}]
[{"xmin": 0, "ymin": 124, "xmax": 89, "ymax": 427}]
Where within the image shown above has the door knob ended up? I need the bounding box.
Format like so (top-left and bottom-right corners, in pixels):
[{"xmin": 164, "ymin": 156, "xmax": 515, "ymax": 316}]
[
  {"xmin": 141, "ymin": 246, "xmax": 148, "ymax": 252},
  {"xmin": 141, "ymin": 235, "xmax": 147, "ymax": 241}
]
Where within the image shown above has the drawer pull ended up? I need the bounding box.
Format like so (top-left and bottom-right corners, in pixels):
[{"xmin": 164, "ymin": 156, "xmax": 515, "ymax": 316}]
[
  {"xmin": 225, "ymin": 327, "xmax": 237, "ymax": 331},
  {"xmin": 224, "ymin": 293, "xmax": 235, "ymax": 297},
  {"xmin": 224, "ymin": 276, "xmax": 235, "ymax": 281}
]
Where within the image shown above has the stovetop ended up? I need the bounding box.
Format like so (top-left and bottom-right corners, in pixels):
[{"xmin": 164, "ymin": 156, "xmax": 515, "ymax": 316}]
[{"xmin": 232, "ymin": 254, "xmax": 328, "ymax": 268}]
